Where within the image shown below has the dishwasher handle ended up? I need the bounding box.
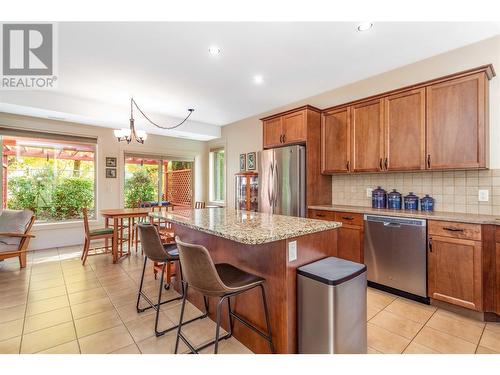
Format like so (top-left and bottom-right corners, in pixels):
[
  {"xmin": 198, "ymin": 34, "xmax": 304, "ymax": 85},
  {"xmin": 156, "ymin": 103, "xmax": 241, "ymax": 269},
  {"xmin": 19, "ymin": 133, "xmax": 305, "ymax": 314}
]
[{"xmin": 383, "ymin": 222, "xmax": 402, "ymax": 228}]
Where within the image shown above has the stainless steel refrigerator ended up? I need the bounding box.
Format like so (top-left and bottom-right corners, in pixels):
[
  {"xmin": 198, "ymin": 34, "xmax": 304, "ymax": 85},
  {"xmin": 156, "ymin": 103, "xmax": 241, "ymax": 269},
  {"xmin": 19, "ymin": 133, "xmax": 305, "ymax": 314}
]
[{"xmin": 258, "ymin": 145, "xmax": 306, "ymax": 217}]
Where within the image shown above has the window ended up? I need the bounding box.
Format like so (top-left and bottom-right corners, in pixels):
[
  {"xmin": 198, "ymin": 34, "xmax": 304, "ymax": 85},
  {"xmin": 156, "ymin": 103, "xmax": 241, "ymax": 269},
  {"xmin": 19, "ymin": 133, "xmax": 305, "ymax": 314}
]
[
  {"xmin": 1, "ymin": 132, "xmax": 96, "ymax": 223},
  {"xmin": 124, "ymin": 154, "xmax": 193, "ymax": 208},
  {"xmin": 209, "ymin": 148, "xmax": 225, "ymax": 203}
]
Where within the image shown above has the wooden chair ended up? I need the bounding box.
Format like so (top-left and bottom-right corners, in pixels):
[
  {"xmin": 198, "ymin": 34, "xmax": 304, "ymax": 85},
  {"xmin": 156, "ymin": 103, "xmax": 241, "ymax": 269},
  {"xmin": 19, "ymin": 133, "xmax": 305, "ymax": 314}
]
[
  {"xmin": 0, "ymin": 210, "xmax": 35, "ymax": 268},
  {"xmin": 132, "ymin": 201, "xmax": 151, "ymax": 253},
  {"xmin": 194, "ymin": 201, "xmax": 206, "ymax": 209},
  {"xmin": 81, "ymin": 208, "xmax": 115, "ymax": 265}
]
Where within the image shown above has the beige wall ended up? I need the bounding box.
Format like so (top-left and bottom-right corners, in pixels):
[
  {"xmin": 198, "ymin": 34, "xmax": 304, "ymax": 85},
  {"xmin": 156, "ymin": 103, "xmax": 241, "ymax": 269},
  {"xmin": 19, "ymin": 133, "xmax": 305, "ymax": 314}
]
[
  {"xmin": 215, "ymin": 35, "xmax": 500, "ymax": 208},
  {"xmin": 0, "ymin": 113, "xmax": 208, "ymax": 250}
]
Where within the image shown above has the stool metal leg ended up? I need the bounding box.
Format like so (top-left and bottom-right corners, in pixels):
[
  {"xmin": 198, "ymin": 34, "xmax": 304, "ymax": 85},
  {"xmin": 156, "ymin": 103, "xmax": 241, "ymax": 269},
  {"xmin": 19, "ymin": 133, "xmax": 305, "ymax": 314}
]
[
  {"xmin": 136, "ymin": 256, "xmax": 148, "ymax": 312},
  {"xmin": 154, "ymin": 262, "xmax": 166, "ymax": 336},
  {"xmin": 227, "ymin": 297, "xmax": 234, "ymax": 337},
  {"xmin": 214, "ymin": 297, "xmax": 224, "ymax": 354}
]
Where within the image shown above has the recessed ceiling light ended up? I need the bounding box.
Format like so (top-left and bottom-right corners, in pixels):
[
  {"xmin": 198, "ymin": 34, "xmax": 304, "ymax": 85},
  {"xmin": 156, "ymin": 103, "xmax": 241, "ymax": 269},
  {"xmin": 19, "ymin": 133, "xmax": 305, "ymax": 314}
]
[
  {"xmin": 208, "ymin": 46, "xmax": 221, "ymax": 56},
  {"xmin": 357, "ymin": 22, "xmax": 373, "ymax": 32},
  {"xmin": 253, "ymin": 75, "xmax": 264, "ymax": 85}
]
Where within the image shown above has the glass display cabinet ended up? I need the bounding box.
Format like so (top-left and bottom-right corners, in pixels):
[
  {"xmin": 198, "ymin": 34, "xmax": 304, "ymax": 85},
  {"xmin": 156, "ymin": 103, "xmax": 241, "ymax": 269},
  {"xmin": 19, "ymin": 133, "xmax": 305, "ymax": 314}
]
[{"xmin": 235, "ymin": 172, "xmax": 258, "ymax": 211}]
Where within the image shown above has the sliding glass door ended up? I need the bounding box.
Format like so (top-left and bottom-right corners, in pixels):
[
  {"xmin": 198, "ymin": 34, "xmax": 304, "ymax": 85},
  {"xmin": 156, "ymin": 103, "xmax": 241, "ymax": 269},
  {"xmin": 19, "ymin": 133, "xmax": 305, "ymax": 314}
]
[{"xmin": 123, "ymin": 153, "xmax": 193, "ymax": 208}]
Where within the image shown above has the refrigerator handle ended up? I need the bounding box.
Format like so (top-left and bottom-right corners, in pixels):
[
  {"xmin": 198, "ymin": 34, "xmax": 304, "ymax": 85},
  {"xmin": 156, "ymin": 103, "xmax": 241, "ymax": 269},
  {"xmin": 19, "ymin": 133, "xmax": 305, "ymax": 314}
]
[
  {"xmin": 268, "ymin": 162, "xmax": 274, "ymax": 207},
  {"xmin": 273, "ymin": 163, "xmax": 278, "ymax": 208}
]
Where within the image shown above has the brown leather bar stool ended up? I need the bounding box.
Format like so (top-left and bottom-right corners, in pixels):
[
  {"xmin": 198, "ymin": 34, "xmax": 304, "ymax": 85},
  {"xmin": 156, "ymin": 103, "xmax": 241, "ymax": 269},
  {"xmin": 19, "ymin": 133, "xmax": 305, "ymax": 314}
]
[
  {"xmin": 174, "ymin": 236, "xmax": 274, "ymax": 354},
  {"xmin": 136, "ymin": 224, "xmax": 208, "ymax": 336}
]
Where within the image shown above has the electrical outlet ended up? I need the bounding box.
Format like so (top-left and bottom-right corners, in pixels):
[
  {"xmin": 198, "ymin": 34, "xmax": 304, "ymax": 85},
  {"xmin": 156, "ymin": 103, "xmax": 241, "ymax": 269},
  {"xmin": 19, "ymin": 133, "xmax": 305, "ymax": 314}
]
[
  {"xmin": 478, "ymin": 189, "xmax": 489, "ymax": 202},
  {"xmin": 366, "ymin": 188, "xmax": 373, "ymax": 198},
  {"xmin": 288, "ymin": 241, "xmax": 297, "ymax": 262}
]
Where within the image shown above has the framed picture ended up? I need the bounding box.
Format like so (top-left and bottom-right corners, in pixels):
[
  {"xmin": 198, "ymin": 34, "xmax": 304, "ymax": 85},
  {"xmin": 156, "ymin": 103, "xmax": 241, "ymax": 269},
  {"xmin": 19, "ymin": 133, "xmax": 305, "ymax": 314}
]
[
  {"xmin": 106, "ymin": 157, "xmax": 117, "ymax": 168},
  {"xmin": 247, "ymin": 152, "xmax": 256, "ymax": 170},
  {"xmin": 106, "ymin": 168, "xmax": 117, "ymax": 178},
  {"xmin": 239, "ymin": 154, "xmax": 246, "ymax": 172}
]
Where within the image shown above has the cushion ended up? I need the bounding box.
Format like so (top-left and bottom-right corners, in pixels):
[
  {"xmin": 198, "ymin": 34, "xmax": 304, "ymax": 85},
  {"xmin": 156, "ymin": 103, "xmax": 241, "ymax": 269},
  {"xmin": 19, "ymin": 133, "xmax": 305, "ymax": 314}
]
[
  {"xmin": 0, "ymin": 243, "xmax": 20, "ymax": 253},
  {"xmin": 0, "ymin": 209, "xmax": 34, "ymax": 246},
  {"xmin": 89, "ymin": 227, "xmax": 114, "ymax": 236}
]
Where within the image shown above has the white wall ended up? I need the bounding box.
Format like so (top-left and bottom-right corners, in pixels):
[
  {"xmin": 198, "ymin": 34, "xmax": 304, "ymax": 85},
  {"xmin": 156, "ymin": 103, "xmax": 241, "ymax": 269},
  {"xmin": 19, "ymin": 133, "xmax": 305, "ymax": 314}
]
[
  {"xmin": 0, "ymin": 113, "xmax": 208, "ymax": 250},
  {"xmin": 214, "ymin": 35, "xmax": 500, "ymax": 208}
]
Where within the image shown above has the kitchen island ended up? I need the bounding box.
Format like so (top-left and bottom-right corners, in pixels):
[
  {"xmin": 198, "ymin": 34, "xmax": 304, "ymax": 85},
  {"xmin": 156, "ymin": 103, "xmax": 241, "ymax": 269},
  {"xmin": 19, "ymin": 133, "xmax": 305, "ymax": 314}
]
[{"xmin": 150, "ymin": 208, "xmax": 341, "ymax": 354}]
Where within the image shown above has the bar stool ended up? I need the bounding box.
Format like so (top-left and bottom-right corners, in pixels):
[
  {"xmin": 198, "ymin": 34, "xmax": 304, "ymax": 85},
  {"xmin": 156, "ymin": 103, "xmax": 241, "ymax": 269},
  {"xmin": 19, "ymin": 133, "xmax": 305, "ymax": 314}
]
[
  {"xmin": 174, "ymin": 236, "xmax": 275, "ymax": 354},
  {"xmin": 136, "ymin": 224, "xmax": 208, "ymax": 336}
]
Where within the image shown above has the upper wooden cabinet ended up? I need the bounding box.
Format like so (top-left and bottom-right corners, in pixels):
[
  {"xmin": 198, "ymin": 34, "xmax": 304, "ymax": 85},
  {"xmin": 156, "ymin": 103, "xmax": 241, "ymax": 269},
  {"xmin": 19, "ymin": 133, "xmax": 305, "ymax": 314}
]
[
  {"xmin": 320, "ymin": 65, "xmax": 494, "ymax": 174},
  {"xmin": 426, "ymin": 73, "xmax": 488, "ymax": 169},
  {"xmin": 351, "ymin": 99, "xmax": 384, "ymax": 173},
  {"xmin": 384, "ymin": 88, "xmax": 426, "ymax": 171},
  {"xmin": 262, "ymin": 107, "xmax": 310, "ymax": 148},
  {"xmin": 262, "ymin": 116, "xmax": 283, "ymax": 148},
  {"xmin": 261, "ymin": 106, "xmax": 332, "ymax": 207},
  {"xmin": 282, "ymin": 110, "xmax": 307, "ymax": 144},
  {"xmin": 321, "ymin": 107, "xmax": 351, "ymax": 173}
]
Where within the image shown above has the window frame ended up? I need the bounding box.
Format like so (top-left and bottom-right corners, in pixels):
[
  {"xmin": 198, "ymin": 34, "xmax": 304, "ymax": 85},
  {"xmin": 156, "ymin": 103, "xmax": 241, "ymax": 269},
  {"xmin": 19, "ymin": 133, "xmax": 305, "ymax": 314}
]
[
  {"xmin": 209, "ymin": 147, "xmax": 226, "ymax": 205},
  {"xmin": 0, "ymin": 129, "xmax": 98, "ymax": 223},
  {"xmin": 123, "ymin": 152, "xmax": 195, "ymax": 208}
]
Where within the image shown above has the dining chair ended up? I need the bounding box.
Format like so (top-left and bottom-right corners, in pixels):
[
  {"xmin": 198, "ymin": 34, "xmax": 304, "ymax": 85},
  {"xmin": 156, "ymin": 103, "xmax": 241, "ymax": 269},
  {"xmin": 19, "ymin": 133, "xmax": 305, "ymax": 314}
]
[
  {"xmin": 0, "ymin": 209, "xmax": 35, "ymax": 268},
  {"xmin": 132, "ymin": 201, "xmax": 152, "ymax": 253},
  {"xmin": 174, "ymin": 236, "xmax": 274, "ymax": 354},
  {"xmin": 81, "ymin": 208, "xmax": 115, "ymax": 265}
]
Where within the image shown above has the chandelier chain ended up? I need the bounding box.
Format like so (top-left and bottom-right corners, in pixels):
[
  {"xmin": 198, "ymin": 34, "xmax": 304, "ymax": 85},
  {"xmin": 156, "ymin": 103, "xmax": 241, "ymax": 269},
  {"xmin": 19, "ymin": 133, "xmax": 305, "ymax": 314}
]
[{"xmin": 131, "ymin": 98, "xmax": 194, "ymax": 130}]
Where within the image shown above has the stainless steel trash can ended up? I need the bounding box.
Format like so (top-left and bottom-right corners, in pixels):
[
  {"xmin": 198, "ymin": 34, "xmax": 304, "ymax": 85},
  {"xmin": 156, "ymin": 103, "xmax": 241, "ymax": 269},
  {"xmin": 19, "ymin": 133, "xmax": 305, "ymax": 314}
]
[{"xmin": 297, "ymin": 257, "xmax": 367, "ymax": 354}]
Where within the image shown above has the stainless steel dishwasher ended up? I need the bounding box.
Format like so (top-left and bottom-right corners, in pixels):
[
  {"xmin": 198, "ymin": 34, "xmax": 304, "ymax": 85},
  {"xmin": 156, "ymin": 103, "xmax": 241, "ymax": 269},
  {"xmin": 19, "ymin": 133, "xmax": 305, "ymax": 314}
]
[{"xmin": 364, "ymin": 214, "xmax": 428, "ymax": 300}]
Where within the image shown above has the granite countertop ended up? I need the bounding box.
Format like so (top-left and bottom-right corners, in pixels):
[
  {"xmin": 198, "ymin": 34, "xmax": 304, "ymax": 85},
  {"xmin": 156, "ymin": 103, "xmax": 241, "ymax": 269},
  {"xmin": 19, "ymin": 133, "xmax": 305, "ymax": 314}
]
[
  {"xmin": 308, "ymin": 204, "xmax": 500, "ymax": 225},
  {"xmin": 150, "ymin": 208, "xmax": 341, "ymax": 245}
]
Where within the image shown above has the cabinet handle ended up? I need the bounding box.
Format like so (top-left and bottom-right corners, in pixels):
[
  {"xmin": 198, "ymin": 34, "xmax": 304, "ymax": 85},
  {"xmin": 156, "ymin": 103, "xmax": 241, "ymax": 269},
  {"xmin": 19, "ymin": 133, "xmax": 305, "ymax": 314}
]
[
  {"xmin": 341, "ymin": 216, "xmax": 354, "ymax": 221},
  {"xmin": 427, "ymin": 154, "xmax": 431, "ymax": 169},
  {"xmin": 283, "ymin": 134, "xmax": 286, "ymax": 143},
  {"xmin": 316, "ymin": 214, "xmax": 326, "ymax": 218},
  {"xmin": 346, "ymin": 161, "xmax": 350, "ymax": 171},
  {"xmin": 443, "ymin": 227, "xmax": 464, "ymax": 232},
  {"xmin": 429, "ymin": 238, "xmax": 433, "ymax": 252},
  {"xmin": 379, "ymin": 158, "xmax": 383, "ymax": 171},
  {"xmin": 384, "ymin": 158, "xmax": 388, "ymax": 170}
]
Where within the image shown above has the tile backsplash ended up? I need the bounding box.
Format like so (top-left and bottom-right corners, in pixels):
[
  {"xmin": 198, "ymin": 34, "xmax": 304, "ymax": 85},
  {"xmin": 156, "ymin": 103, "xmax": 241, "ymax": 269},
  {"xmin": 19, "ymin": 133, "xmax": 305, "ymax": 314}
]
[{"xmin": 331, "ymin": 169, "xmax": 500, "ymax": 215}]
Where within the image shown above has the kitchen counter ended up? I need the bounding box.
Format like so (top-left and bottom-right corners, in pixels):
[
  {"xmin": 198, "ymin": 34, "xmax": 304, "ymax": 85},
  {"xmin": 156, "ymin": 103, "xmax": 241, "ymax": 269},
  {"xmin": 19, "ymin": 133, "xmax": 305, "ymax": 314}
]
[
  {"xmin": 149, "ymin": 208, "xmax": 341, "ymax": 245},
  {"xmin": 309, "ymin": 204, "xmax": 500, "ymax": 225},
  {"xmin": 153, "ymin": 207, "xmax": 340, "ymax": 353}
]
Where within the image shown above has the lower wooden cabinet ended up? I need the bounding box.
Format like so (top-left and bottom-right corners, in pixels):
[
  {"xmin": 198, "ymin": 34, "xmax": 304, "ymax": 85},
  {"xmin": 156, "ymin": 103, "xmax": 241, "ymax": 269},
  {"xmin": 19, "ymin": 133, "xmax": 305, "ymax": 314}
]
[
  {"xmin": 428, "ymin": 221, "xmax": 483, "ymax": 311},
  {"xmin": 308, "ymin": 209, "xmax": 364, "ymax": 264}
]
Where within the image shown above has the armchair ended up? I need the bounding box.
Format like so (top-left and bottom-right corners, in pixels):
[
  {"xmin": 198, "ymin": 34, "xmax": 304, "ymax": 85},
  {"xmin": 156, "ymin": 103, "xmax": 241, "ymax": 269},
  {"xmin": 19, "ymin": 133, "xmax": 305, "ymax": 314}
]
[{"xmin": 0, "ymin": 209, "xmax": 36, "ymax": 268}]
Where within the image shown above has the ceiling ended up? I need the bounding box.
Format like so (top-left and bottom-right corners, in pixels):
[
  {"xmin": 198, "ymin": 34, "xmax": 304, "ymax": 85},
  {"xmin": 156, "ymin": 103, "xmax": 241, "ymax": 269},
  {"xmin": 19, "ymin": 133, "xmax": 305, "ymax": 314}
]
[{"xmin": 1, "ymin": 22, "xmax": 499, "ymax": 140}]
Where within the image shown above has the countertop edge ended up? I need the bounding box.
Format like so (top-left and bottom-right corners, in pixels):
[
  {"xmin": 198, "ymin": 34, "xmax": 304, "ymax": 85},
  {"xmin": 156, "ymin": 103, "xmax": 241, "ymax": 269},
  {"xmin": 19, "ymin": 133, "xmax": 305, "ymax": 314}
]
[
  {"xmin": 308, "ymin": 205, "xmax": 500, "ymax": 225},
  {"xmin": 150, "ymin": 212, "xmax": 342, "ymax": 245}
]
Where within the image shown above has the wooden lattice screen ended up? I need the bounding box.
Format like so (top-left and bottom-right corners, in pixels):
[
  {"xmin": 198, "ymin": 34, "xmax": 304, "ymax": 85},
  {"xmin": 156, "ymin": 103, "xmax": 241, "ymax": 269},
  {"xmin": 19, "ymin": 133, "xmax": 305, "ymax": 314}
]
[{"xmin": 165, "ymin": 168, "xmax": 193, "ymax": 206}]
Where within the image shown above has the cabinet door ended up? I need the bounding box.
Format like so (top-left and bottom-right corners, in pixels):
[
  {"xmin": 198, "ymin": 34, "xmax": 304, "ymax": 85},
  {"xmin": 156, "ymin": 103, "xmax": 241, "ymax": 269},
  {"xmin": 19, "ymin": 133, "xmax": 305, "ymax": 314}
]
[
  {"xmin": 426, "ymin": 73, "xmax": 487, "ymax": 169},
  {"xmin": 351, "ymin": 99, "xmax": 384, "ymax": 172},
  {"xmin": 384, "ymin": 88, "xmax": 426, "ymax": 171},
  {"xmin": 282, "ymin": 110, "xmax": 307, "ymax": 144},
  {"xmin": 263, "ymin": 117, "xmax": 283, "ymax": 148},
  {"xmin": 321, "ymin": 107, "xmax": 351, "ymax": 173},
  {"xmin": 337, "ymin": 225, "xmax": 364, "ymax": 264},
  {"xmin": 428, "ymin": 235, "xmax": 482, "ymax": 311}
]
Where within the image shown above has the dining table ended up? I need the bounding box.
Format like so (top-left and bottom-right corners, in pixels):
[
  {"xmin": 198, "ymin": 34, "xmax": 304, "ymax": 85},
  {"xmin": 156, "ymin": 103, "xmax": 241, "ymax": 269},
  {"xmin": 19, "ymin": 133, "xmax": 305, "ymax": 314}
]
[{"xmin": 100, "ymin": 208, "xmax": 151, "ymax": 263}]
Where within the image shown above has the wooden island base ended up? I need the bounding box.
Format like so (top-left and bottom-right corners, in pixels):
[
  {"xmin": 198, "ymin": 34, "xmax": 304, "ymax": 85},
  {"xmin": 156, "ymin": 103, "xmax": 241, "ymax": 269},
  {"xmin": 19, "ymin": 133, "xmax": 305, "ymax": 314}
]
[{"xmin": 173, "ymin": 224, "xmax": 337, "ymax": 354}]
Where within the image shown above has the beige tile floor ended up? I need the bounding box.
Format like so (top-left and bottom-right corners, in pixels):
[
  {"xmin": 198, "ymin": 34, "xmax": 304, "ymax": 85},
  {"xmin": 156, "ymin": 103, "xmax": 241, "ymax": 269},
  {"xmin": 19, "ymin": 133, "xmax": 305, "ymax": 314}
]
[
  {"xmin": 0, "ymin": 243, "xmax": 250, "ymax": 354},
  {"xmin": 1, "ymin": 243, "xmax": 499, "ymax": 354}
]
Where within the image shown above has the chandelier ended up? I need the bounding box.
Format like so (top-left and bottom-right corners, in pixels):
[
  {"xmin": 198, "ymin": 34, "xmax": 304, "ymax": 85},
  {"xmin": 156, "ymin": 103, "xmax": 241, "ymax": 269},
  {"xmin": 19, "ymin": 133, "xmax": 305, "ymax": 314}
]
[{"xmin": 114, "ymin": 98, "xmax": 194, "ymax": 144}]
